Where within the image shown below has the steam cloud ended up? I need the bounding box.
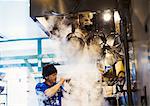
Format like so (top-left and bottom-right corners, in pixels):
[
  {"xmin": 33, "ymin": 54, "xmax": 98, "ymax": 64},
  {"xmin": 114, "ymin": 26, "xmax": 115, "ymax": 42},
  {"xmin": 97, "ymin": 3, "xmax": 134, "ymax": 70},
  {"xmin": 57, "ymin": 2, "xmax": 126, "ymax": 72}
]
[{"xmin": 45, "ymin": 15, "xmax": 108, "ymax": 106}]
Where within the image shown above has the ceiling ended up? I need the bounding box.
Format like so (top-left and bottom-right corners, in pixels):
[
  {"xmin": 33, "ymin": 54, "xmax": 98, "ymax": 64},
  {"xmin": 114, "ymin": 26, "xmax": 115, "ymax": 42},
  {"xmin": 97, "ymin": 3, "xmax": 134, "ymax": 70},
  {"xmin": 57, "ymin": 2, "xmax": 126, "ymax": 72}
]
[{"xmin": 0, "ymin": 0, "xmax": 47, "ymax": 40}]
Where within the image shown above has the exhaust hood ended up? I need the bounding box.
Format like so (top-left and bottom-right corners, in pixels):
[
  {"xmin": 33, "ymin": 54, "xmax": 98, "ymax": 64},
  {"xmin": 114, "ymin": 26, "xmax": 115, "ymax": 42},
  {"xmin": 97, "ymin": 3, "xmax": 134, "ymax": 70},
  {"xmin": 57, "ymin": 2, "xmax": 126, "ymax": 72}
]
[{"xmin": 30, "ymin": 0, "xmax": 117, "ymax": 17}]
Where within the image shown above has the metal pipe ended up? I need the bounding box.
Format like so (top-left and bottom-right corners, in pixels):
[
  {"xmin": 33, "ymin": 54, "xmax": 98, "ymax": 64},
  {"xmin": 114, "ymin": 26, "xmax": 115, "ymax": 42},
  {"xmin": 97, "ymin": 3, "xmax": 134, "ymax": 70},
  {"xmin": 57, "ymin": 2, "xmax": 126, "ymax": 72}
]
[
  {"xmin": 120, "ymin": 16, "xmax": 133, "ymax": 106},
  {"xmin": 37, "ymin": 39, "xmax": 42, "ymax": 72},
  {"xmin": 117, "ymin": 0, "xmax": 134, "ymax": 105}
]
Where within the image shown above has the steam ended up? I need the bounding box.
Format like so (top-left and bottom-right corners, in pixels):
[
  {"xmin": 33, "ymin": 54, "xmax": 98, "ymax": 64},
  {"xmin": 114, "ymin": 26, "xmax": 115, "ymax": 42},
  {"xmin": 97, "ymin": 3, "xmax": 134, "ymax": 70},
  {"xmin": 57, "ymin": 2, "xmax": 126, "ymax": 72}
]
[
  {"xmin": 27, "ymin": 73, "xmax": 39, "ymax": 106},
  {"xmin": 46, "ymin": 16, "xmax": 72, "ymax": 40},
  {"xmin": 62, "ymin": 55, "xmax": 106, "ymax": 106},
  {"xmin": 44, "ymin": 14, "xmax": 116, "ymax": 106}
]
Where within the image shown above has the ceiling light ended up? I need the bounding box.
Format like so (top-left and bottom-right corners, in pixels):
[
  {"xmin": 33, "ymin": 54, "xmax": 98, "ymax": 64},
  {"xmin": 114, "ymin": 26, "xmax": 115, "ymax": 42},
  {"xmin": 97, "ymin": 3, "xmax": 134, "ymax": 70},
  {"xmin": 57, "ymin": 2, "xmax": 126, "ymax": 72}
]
[{"xmin": 103, "ymin": 10, "xmax": 112, "ymax": 22}]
